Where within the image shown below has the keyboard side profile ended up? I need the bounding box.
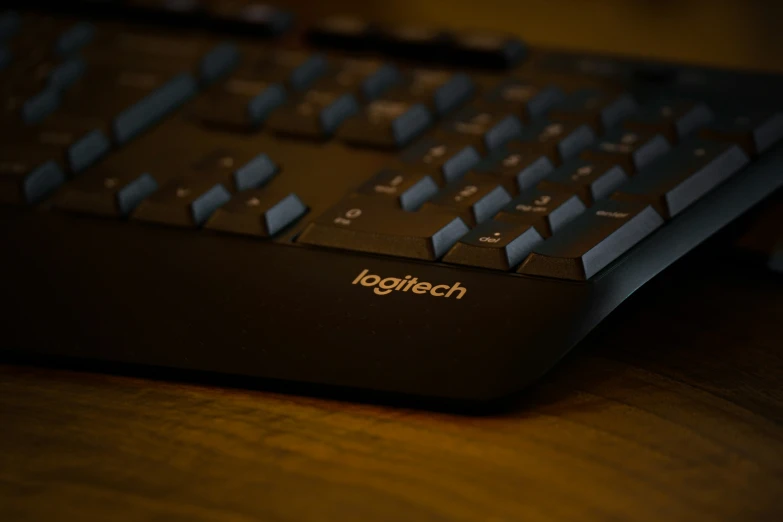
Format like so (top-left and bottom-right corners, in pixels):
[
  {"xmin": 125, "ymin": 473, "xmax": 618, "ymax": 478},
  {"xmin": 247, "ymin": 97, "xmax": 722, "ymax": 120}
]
[{"xmin": 1, "ymin": 3, "xmax": 782, "ymax": 402}]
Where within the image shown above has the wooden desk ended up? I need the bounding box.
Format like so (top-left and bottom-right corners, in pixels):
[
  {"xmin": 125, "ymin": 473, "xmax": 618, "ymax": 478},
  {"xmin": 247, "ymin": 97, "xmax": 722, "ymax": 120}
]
[{"xmin": 2, "ymin": 255, "xmax": 782, "ymax": 521}]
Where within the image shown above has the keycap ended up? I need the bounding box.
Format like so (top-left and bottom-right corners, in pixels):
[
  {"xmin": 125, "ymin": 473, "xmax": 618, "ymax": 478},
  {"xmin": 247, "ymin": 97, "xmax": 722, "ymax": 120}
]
[
  {"xmin": 55, "ymin": 22, "xmax": 95, "ymax": 56},
  {"xmin": 199, "ymin": 42, "xmax": 240, "ymax": 85},
  {"xmin": 376, "ymin": 25, "xmax": 451, "ymax": 61},
  {"xmin": 612, "ymin": 140, "xmax": 750, "ymax": 219},
  {"xmin": 518, "ymin": 200, "xmax": 664, "ymax": 280},
  {"xmin": 449, "ymin": 31, "xmax": 527, "ymax": 70},
  {"xmin": 538, "ymin": 158, "xmax": 629, "ymax": 205},
  {"xmin": 0, "ymin": 47, "xmax": 11, "ymax": 71},
  {"xmin": 297, "ymin": 196, "xmax": 470, "ymax": 260},
  {"xmin": 191, "ymin": 150, "xmax": 279, "ymax": 192},
  {"xmin": 441, "ymin": 104, "xmax": 524, "ymax": 153},
  {"xmin": 700, "ymin": 111, "xmax": 783, "ymax": 156},
  {"xmin": 28, "ymin": 115, "xmax": 111, "ymax": 173},
  {"xmin": 484, "ymin": 79, "xmax": 565, "ymax": 121},
  {"xmin": 405, "ymin": 69, "xmax": 475, "ymax": 116},
  {"xmin": 0, "ymin": 11, "xmax": 20, "ymax": 42},
  {"xmin": 191, "ymin": 79, "xmax": 286, "ymax": 131},
  {"xmin": 132, "ymin": 176, "xmax": 232, "ymax": 227},
  {"xmin": 581, "ymin": 129, "xmax": 671, "ymax": 174},
  {"xmin": 398, "ymin": 136, "xmax": 482, "ymax": 185},
  {"xmin": 206, "ymin": 191, "xmax": 307, "ymax": 237},
  {"xmin": 55, "ymin": 168, "xmax": 158, "ymax": 217},
  {"xmin": 48, "ymin": 58, "xmax": 87, "ymax": 91},
  {"xmin": 548, "ymin": 89, "xmax": 638, "ymax": 132},
  {"xmin": 22, "ymin": 88, "xmax": 60, "ymax": 124},
  {"xmin": 624, "ymin": 99, "xmax": 714, "ymax": 143},
  {"xmin": 443, "ymin": 220, "xmax": 543, "ymax": 270},
  {"xmin": 509, "ymin": 121, "xmax": 596, "ymax": 165},
  {"xmin": 325, "ymin": 60, "xmax": 401, "ymax": 101},
  {"xmin": 288, "ymin": 54, "xmax": 329, "ymax": 91},
  {"xmin": 338, "ymin": 100, "xmax": 433, "ymax": 149},
  {"xmin": 307, "ymin": 16, "xmax": 375, "ymax": 51},
  {"xmin": 472, "ymin": 146, "xmax": 554, "ymax": 195},
  {"xmin": 0, "ymin": 145, "xmax": 66, "ymax": 204},
  {"xmin": 357, "ymin": 169, "xmax": 439, "ymax": 211},
  {"xmin": 112, "ymin": 73, "xmax": 198, "ymax": 144},
  {"xmin": 422, "ymin": 178, "xmax": 512, "ymax": 226},
  {"xmin": 494, "ymin": 188, "xmax": 587, "ymax": 237},
  {"xmin": 266, "ymin": 90, "xmax": 359, "ymax": 139}
]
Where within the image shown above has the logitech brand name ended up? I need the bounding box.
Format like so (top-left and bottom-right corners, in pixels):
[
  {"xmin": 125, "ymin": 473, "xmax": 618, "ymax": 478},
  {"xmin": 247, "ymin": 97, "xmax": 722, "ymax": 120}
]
[{"xmin": 352, "ymin": 269, "xmax": 467, "ymax": 299}]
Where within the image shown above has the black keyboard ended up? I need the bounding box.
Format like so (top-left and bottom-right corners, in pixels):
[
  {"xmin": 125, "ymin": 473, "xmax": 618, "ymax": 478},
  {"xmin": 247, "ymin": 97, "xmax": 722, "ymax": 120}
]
[{"xmin": 2, "ymin": 1, "xmax": 782, "ymax": 402}]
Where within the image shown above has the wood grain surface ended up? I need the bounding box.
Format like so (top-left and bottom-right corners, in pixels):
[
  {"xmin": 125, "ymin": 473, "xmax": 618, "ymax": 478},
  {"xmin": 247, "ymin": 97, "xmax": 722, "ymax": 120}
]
[{"xmin": 2, "ymin": 254, "xmax": 782, "ymax": 522}]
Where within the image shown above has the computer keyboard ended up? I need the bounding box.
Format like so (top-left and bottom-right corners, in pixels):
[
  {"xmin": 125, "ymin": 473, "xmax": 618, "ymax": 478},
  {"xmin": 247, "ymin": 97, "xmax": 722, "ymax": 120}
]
[{"xmin": 1, "ymin": 1, "xmax": 782, "ymax": 402}]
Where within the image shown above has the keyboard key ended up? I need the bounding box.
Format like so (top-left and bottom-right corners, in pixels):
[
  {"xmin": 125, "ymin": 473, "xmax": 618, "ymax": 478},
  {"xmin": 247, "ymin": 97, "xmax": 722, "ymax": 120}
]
[
  {"xmin": 444, "ymin": 220, "xmax": 542, "ymax": 270},
  {"xmin": 266, "ymin": 90, "xmax": 359, "ymax": 139},
  {"xmin": 405, "ymin": 69, "xmax": 475, "ymax": 116},
  {"xmin": 376, "ymin": 25, "xmax": 451, "ymax": 61},
  {"xmin": 132, "ymin": 176, "xmax": 232, "ymax": 227},
  {"xmin": 307, "ymin": 16, "xmax": 375, "ymax": 51},
  {"xmin": 192, "ymin": 79, "xmax": 286, "ymax": 131},
  {"xmin": 518, "ymin": 200, "xmax": 664, "ymax": 280},
  {"xmin": 0, "ymin": 47, "xmax": 11, "ymax": 71},
  {"xmin": 449, "ymin": 31, "xmax": 527, "ymax": 70},
  {"xmin": 22, "ymin": 87, "xmax": 60, "ymax": 124},
  {"xmin": 612, "ymin": 140, "xmax": 750, "ymax": 218},
  {"xmin": 338, "ymin": 100, "xmax": 432, "ymax": 149},
  {"xmin": 112, "ymin": 72, "xmax": 198, "ymax": 144},
  {"xmin": 206, "ymin": 191, "xmax": 307, "ymax": 237},
  {"xmin": 423, "ymin": 178, "xmax": 512, "ymax": 226},
  {"xmin": 357, "ymin": 169, "xmax": 439, "ymax": 211},
  {"xmin": 510, "ymin": 121, "xmax": 596, "ymax": 165},
  {"xmin": 581, "ymin": 129, "xmax": 671, "ymax": 174},
  {"xmin": 548, "ymin": 89, "xmax": 638, "ymax": 132},
  {"xmin": 191, "ymin": 149, "xmax": 278, "ymax": 192},
  {"xmin": 0, "ymin": 145, "xmax": 66, "ymax": 204},
  {"xmin": 624, "ymin": 99, "xmax": 714, "ymax": 143},
  {"xmin": 484, "ymin": 79, "xmax": 564, "ymax": 121},
  {"xmin": 35, "ymin": 116, "xmax": 111, "ymax": 173},
  {"xmin": 398, "ymin": 136, "xmax": 482, "ymax": 185},
  {"xmin": 298, "ymin": 195, "xmax": 469, "ymax": 260},
  {"xmin": 288, "ymin": 54, "xmax": 329, "ymax": 91},
  {"xmin": 327, "ymin": 60, "xmax": 401, "ymax": 101},
  {"xmin": 472, "ymin": 145, "xmax": 555, "ymax": 194},
  {"xmin": 55, "ymin": 169, "xmax": 158, "ymax": 217},
  {"xmin": 538, "ymin": 158, "xmax": 629, "ymax": 205},
  {"xmin": 199, "ymin": 42, "xmax": 240, "ymax": 84},
  {"xmin": 700, "ymin": 111, "xmax": 783, "ymax": 156},
  {"xmin": 494, "ymin": 188, "xmax": 586, "ymax": 237},
  {"xmin": 55, "ymin": 22, "xmax": 95, "ymax": 56},
  {"xmin": 441, "ymin": 104, "xmax": 524, "ymax": 153},
  {"xmin": 48, "ymin": 58, "xmax": 87, "ymax": 91}
]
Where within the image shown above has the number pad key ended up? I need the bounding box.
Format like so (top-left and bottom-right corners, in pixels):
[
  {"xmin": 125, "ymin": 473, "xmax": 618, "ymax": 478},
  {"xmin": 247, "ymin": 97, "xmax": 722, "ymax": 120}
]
[
  {"xmin": 191, "ymin": 150, "xmax": 278, "ymax": 192},
  {"xmin": 494, "ymin": 188, "xmax": 586, "ymax": 237},
  {"xmin": 423, "ymin": 178, "xmax": 512, "ymax": 226},
  {"xmin": 510, "ymin": 121, "xmax": 596, "ymax": 165},
  {"xmin": 484, "ymin": 79, "xmax": 564, "ymax": 122},
  {"xmin": 581, "ymin": 129, "xmax": 671, "ymax": 174},
  {"xmin": 473, "ymin": 145, "xmax": 554, "ymax": 194},
  {"xmin": 623, "ymin": 99, "xmax": 714, "ymax": 143},
  {"xmin": 548, "ymin": 89, "xmax": 638, "ymax": 132},
  {"xmin": 441, "ymin": 104, "xmax": 524, "ymax": 153},
  {"xmin": 538, "ymin": 159, "xmax": 628, "ymax": 205},
  {"xmin": 132, "ymin": 176, "xmax": 231, "ymax": 228},
  {"xmin": 297, "ymin": 195, "xmax": 470, "ymax": 260},
  {"xmin": 518, "ymin": 200, "xmax": 664, "ymax": 280},
  {"xmin": 399, "ymin": 136, "xmax": 481, "ymax": 185},
  {"xmin": 206, "ymin": 191, "xmax": 307, "ymax": 237},
  {"xmin": 357, "ymin": 170, "xmax": 438, "ymax": 211},
  {"xmin": 337, "ymin": 100, "xmax": 433, "ymax": 149},
  {"xmin": 443, "ymin": 220, "xmax": 543, "ymax": 271},
  {"xmin": 612, "ymin": 140, "xmax": 750, "ymax": 219}
]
